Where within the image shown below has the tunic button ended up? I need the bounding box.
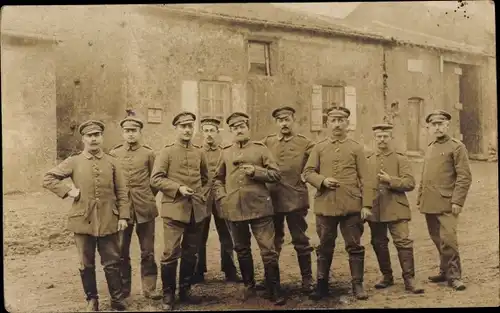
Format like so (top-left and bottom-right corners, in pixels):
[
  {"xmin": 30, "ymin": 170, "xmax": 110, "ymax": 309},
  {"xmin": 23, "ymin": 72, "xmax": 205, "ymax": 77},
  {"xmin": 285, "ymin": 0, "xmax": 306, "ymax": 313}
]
[{"xmin": 96, "ymin": 198, "xmax": 100, "ymax": 201}]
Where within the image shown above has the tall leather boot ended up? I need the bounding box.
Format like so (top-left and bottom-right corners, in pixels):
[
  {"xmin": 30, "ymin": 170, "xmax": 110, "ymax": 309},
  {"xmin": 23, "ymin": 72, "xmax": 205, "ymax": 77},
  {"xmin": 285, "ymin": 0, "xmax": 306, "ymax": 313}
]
[
  {"xmin": 120, "ymin": 262, "xmax": 132, "ymax": 298},
  {"xmin": 372, "ymin": 244, "xmax": 394, "ymax": 289},
  {"xmin": 222, "ymin": 250, "xmax": 242, "ymax": 283},
  {"xmin": 179, "ymin": 259, "xmax": 203, "ymax": 304},
  {"xmin": 238, "ymin": 255, "xmax": 256, "ymax": 301},
  {"xmin": 79, "ymin": 267, "xmax": 99, "ymax": 312},
  {"xmin": 103, "ymin": 265, "xmax": 127, "ymax": 311},
  {"xmin": 349, "ymin": 254, "xmax": 368, "ymax": 300},
  {"xmin": 309, "ymin": 254, "xmax": 332, "ymax": 301},
  {"xmin": 398, "ymin": 248, "xmax": 424, "ymax": 294},
  {"xmin": 160, "ymin": 262, "xmax": 177, "ymax": 311},
  {"xmin": 141, "ymin": 263, "xmax": 162, "ymax": 300},
  {"xmin": 192, "ymin": 247, "xmax": 206, "ymax": 284},
  {"xmin": 298, "ymin": 254, "xmax": 314, "ymax": 294},
  {"xmin": 268, "ymin": 264, "xmax": 286, "ymax": 306}
]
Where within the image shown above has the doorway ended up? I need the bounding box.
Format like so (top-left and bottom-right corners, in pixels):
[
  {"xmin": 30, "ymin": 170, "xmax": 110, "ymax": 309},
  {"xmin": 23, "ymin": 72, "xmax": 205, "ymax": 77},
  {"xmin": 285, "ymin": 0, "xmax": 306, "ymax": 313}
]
[
  {"xmin": 459, "ymin": 64, "xmax": 482, "ymax": 155},
  {"xmin": 407, "ymin": 97, "xmax": 424, "ymax": 153}
]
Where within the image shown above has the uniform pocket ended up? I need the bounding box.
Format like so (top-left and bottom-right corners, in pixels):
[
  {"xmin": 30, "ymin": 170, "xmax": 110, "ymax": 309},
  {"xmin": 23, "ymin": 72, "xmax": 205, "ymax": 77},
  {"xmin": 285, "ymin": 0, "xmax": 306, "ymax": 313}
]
[{"xmin": 438, "ymin": 189, "xmax": 453, "ymax": 198}]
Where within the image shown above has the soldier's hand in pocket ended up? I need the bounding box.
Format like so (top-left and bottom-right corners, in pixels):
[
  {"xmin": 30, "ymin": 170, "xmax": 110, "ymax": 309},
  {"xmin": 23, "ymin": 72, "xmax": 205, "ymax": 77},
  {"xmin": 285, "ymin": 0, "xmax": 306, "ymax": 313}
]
[
  {"xmin": 118, "ymin": 219, "xmax": 128, "ymax": 231},
  {"xmin": 68, "ymin": 187, "xmax": 80, "ymax": 199},
  {"xmin": 179, "ymin": 186, "xmax": 194, "ymax": 196},
  {"xmin": 360, "ymin": 207, "xmax": 373, "ymax": 220},
  {"xmin": 451, "ymin": 204, "xmax": 462, "ymax": 215}
]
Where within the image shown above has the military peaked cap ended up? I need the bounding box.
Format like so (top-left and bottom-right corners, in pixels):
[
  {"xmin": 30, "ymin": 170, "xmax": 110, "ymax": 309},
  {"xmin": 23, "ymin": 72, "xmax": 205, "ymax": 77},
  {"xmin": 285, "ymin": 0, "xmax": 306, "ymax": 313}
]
[
  {"xmin": 200, "ymin": 116, "xmax": 221, "ymax": 128},
  {"xmin": 326, "ymin": 106, "xmax": 350, "ymax": 118},
  {"xmin": 119, "ymin": 109, "xmax": 144, "ymax": 129},
  {"xmin": 226, "ymin": 112, "xmax": 249, "ymax": 127},
  {"xmin": 272, "ymin": 106, "xmax": 296, "ymax": 119},
  {"xmin": 78, "ymin": 120, "xmax": 105, "ymax": 135},
  {"xmin": 426, "ymin": 109, "xmax": 452, "ymax": 123},
  {"xmin": 372, "ymin": 123, "xmax": 394, "ymax": 132},
  {"xmin": 172, "ymin": 111, "xmax": 196, "ymax": 126}
]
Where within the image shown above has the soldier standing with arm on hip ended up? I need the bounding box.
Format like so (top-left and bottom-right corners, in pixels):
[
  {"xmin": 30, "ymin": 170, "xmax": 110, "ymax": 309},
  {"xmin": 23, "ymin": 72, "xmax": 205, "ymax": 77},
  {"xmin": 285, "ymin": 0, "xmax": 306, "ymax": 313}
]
[
  {"xmin": 366, "ymin": 123, "xmax": 424, "ymax": 294},
  {"xmin": 43, "ymin": 120, "xmax": 130, "ymax": 311},
  {"xmin": 109, "ymin": 110, "xmax": 162, "ymax": 300},
  {"xmin": 150, "ymin": 112, "xmax": 210, "ymax": 310},
  {"xmin": 258, "ymin": 106, "xmax": 315, "ymax": 295},
  {"xmin": 303, "ymin": 106, "xmax": 375, "ymax": 301},
  {"xmin": 192, "ymin": 117, "xmax": 242, "ymax": 284},
  {"xmin": 417, "ymin": 110, "xmax": 472, "ymax": 291},
  {"xmin": 213, "ymin": 112, "xmax": 286, "ymax": 305}
]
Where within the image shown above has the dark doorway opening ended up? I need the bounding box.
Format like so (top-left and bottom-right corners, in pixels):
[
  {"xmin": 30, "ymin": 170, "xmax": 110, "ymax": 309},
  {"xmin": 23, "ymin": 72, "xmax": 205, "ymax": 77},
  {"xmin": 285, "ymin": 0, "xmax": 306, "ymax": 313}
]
[{"xmin": 459, "ymin": 64, "xmax": 482, "ymax": 156}]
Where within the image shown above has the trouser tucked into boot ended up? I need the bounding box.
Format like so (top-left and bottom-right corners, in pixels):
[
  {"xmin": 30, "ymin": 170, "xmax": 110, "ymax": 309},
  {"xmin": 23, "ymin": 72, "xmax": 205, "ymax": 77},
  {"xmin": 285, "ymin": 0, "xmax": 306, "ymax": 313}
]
[
  {"xmin": 238, "ymin": 255, "xmax": 256, "ymax": 301},
  {"xmin": 79, "ymin": 267, "xmax": 99, "ymax": 311},
  {"xmin": 348, "ymin": 253, "xmax": 368, "ymax": 300},
  {"xmin": 297, "ymin": 254, "xmax": 314, "ymax": 293},
  {"xmin": 160, "ymin": 261, "xmax": 177, "ymax": 311},
  {"xmin": 265, "ymin": 263, "xmax": 286, "ymax": 305},
  {"xmin": 397, "ymin": 247, "xmax": 424, "ymax": 294},
  {"xmin": 104, "ymin": 264, "xmax": 127, "ymax": 311},
  {"xmin": 179, "ymin": 259, "xmax": 202, "ymax": 304},
  {"xmin": 309, "ymin": 249, "xmax": 332, "ymax": 300}
]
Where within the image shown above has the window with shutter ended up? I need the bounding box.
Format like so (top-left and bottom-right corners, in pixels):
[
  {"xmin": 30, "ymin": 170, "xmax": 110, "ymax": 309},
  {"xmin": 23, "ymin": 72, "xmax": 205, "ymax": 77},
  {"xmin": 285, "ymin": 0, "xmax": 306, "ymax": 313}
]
[
  {"xmin": 198, "ymin": 81, "xmax": 231, "ymax": 130},
  {"xmin": 321, "ymin": 86, "xmax": 345, "ymax": 128}
]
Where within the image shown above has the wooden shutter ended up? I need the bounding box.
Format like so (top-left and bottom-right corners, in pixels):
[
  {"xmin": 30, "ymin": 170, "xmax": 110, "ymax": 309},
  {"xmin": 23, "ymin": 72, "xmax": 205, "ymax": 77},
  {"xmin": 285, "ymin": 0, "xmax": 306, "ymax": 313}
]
[
  {"xmin": 181, "ymin": 80, "xmax": 198, "ymax": 132},
  {"xmin": 311, "ymin": 85, "xmax": 323, "ymax": 131},
  {"xmin": 232, "ymin": 83, "xmax": 245, "ymax": 113},
  {"xmin": 344, "ymin": 86, "xmax": 357, "ymax": 130}
]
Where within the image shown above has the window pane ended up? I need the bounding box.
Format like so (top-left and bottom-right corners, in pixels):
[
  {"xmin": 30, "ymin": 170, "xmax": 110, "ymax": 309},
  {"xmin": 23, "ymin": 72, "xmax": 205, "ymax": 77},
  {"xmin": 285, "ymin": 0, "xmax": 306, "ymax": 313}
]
[
  {"xmin": 200, "ymin": 99, "xmax": 211, "ymax": 115},
  {"xmin": 248, "ymin": 42, "xmax": 266, "ymax": 64},
  {"xmin": 249, "ymin": 63, "xmax": 267, "ymax": 75},
  {"xmin": 214, "ymin": 100, "xmax": 224, "ymax": 115},
  {"xmin": 200, "ymin": 83, "xmax": 209, "ymax": 98}
]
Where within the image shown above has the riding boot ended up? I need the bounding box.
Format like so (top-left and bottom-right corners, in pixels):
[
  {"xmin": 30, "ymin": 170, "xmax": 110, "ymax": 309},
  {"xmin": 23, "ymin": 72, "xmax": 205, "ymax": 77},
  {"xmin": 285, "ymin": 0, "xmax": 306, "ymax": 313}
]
[
  {"xmin": 268, "ymin": 263, "xmax": 286, "ymax": 306},
  {"xmin": 179, "ymin": 259, "xmax": 203, "ymax": 304},
  {"xmin": 372, "ymin": 243, "xmax": 394, "ymax": 289},
  {"xmin": 238, "ymin": 255, "xmax": 256, "ymax": 301},
  {"xmin": 79, "ymin": 267, "xmax": 99, "ymax": 311},
  {"xmin": 103, "ymin": 265, "xmax": 127, "ymax": 311},
  {"xmin": 309, "ymin": 254, "xmax": 332, "ymax": 301},
  {"xmin": 160, "ymin": 262, "xmax": 177, "ymax": 311},
  {"xmin": 398, "ymin": 248, "xmax": 424, "ymax": 294},
  {"xmin": 119, "ymin": 262, "xmax": 132, "ymax": 298},
  {"xmin": 349, "ymin": 254, "xmax": 368, "ymax": 300},
  {"xmin": 298, "ymin": 254, "xmax": 314, "ymax": 294}
]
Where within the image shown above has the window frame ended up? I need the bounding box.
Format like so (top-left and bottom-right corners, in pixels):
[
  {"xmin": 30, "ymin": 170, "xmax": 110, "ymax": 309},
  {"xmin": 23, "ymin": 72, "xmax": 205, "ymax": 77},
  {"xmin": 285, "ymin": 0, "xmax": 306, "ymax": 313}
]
[
  {"xmin": 247, "ymin": 40, "xmax": 272, "ymax": 76},
  {"xmin": 198, "ymin": 80, "xmax": 232, "ymax": 131},
  {"xmin": 321, "ymin": 85, "xmax": 346, "ymax": 128}
]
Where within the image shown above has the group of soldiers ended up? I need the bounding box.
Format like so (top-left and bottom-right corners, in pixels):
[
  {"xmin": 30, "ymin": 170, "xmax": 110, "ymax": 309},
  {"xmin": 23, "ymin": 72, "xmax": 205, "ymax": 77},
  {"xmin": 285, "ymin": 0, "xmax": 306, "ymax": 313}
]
[{"xmin": 43, "ymin": 104, "xmax": 472, "ymax": 311}]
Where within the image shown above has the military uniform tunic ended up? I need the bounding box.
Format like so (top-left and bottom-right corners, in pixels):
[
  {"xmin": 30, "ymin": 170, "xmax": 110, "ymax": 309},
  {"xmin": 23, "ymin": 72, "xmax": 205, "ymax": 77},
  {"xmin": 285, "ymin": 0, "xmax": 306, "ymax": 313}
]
[
  {"xmin": 302, "ymin": 136, "xmax": 374, "ymax": 282},
  {"xmin": 213, "ymin": 140, "xmax": 281, "ymax": 268},
  {"xmin": 109, "ymin": 143, "xmax": 158, "ymax": 223},
  {"xmin": 109, "ymin": 142, "xmax": 159, "ymax": 295},
  {"xmin": 150, "ymin": 140, "xmax": 209, "ymax": 268},
  {"xmin": 196, "ymin": 143, "xmax": 238, "ymax": 276},
  {"xmin": 43, "ymin": 150, "xmax": 130, "ymax": 236},
  {"xmin": 261, "ymin": 133, "xmax": 314, "ymax": 257},
  {"xmin": 417, "ymin": 135, "xmax": 472, "ymax": 280}
]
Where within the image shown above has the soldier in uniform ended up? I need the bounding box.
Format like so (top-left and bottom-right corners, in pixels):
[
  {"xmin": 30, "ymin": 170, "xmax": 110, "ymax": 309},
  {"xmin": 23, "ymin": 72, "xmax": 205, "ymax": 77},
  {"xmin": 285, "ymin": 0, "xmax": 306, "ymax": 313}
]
[
  {"xmin": 258, "ymin": 106, "xmax": 315, "ymax": 295},
  {"xmin": 213, "ymin": 112, "xmax": 286, "ymax": 305},
  {"xmin": 366, "ymin": 123, "xmax": 424, "ymax": 294},
  {"xmin": 192, "ymin": 117, "xmax": 242, "ymax": 284},
  {"xmin": 303, "ymin": 106, "xmax": 374, "ymax": 301},
  {"xmin": 150, "ymin": 111, "xmax": 209, "ymax": 310},
  {"xmin": 43, "ymin": 120, "xmax": 129, "ymax": 311},
  {"xmin": 109, "ymin": 110, "xmax": 162, "ymax": 300},
  {"xmin": 417, "ymin": 109, "xmax": 472, "ymax": 291}
]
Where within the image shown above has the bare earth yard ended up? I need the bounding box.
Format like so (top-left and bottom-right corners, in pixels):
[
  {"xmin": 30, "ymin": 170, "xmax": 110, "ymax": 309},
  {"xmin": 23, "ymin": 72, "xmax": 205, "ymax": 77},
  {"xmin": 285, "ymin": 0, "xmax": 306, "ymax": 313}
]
[{"xmin": 4, "ymin": 161, "xmax": 499, "ymax": 311}]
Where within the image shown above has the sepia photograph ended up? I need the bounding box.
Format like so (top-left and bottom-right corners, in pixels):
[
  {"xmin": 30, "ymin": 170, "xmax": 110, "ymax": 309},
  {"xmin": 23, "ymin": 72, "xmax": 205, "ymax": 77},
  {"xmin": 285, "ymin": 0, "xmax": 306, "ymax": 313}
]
[{"xmin": 1, "ymin": 1, "xmax": 498, "ymax": 311}]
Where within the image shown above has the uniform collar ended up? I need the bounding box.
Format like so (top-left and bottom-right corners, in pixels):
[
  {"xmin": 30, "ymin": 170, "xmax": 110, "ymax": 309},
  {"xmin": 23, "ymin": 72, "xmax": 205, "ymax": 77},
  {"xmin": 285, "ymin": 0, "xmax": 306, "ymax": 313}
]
[
  {"xmin": 235, "ymin": 139, "xmax": 250, "ymax": 149},
  {"xmin": 328, "ymin": 135, "xmax": 347, "ymax": 143},
  {"xmin": 203, "ymin": 142, "xmax": 218, "ymax": 151},
  {"xmin": 435, "ymin": 134, "xmax": 451, "ymax": 144},
  {"xmin": 376, "ymin": 148, "xmax": 394, "ymax": 156},
  {"xmin": 83, "ymin": 149, "xmax": 104, "ymax": 159},
  {"xmin": 176, "ymin": 139, "xmax": 192, "ymax": 148},
  {"xmin": 126, "ymin": 142, "xmax": 141, "ymax": 151},
  {"xmin": 278, "ymin": 132, "xmax": 295, "ymax": 142}
]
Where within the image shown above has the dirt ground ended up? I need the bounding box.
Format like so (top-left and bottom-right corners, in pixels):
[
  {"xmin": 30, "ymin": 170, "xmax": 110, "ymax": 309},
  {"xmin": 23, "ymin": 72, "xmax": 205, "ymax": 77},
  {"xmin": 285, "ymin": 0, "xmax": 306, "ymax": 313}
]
[{"xmin": 4, "ymin": 161, "xmax": 499, "ymax": 312}]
